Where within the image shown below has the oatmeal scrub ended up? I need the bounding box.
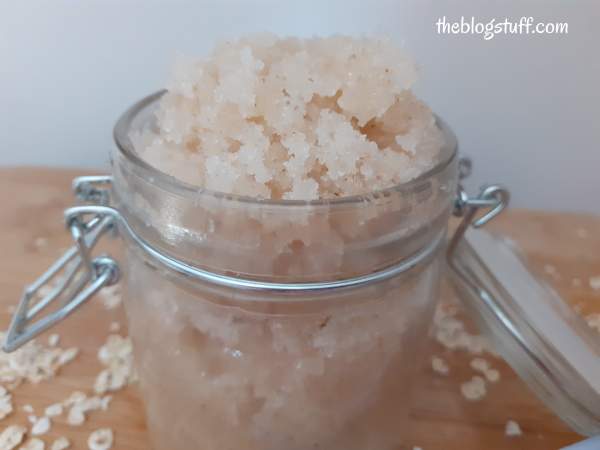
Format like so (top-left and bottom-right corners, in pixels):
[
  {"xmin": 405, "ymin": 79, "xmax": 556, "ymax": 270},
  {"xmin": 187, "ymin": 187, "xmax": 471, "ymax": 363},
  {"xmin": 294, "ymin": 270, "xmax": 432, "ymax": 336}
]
[
  {"xmin": 111, "ymin": 35, "xmax": 457, "ymax": 450},
  {"xmin": 132, "ymin": 35, "xmax": 444, "ymax": 200}
]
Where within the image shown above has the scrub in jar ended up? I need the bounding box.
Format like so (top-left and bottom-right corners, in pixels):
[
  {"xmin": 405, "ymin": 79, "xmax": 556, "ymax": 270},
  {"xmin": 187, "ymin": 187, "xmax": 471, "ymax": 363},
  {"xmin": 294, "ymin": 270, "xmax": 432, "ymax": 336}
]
[
  {"xmin": 120, "ymin": 35, "xmax": 454, "ymax": 450},
  {"xmin": 132, "ymin": 34, "xmax": 443, "ymax": 199}
]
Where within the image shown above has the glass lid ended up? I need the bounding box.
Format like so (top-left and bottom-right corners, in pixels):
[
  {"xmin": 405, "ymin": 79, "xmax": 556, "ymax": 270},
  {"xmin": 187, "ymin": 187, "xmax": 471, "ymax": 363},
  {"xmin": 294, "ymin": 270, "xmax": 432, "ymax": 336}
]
[{"xmin": 448, "ymin": 224, "xmax": 600, "ymax": 437}]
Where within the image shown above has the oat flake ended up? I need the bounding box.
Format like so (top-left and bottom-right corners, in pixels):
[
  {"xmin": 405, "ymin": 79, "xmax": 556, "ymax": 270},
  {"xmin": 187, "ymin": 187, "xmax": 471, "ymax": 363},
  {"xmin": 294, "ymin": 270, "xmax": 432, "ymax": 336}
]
[
  {"xmin": 47, "ymin": 335, "xmax": 60, "ymax": 348},
  {"xmin": 590, "ymin": 276, "xmax": 600, "ymax": 291},
  {"xmin": 66, "ymin": 394, "xmax": 111, "ymax": 426},
  {"xmin": 505, "ymin": 420, "xmax": 522, "ymax": 437},
  {"xmin": 431, "ymin": 356, "xmax": 449, "ymax": 375},
  {"xmin": 44, "ymin": 404, "xmax": 63, "ymax": 418},
  {"xmin": 0, "ymin": 333, "xmax": 79, "ymax": 388},
  {"xmin": 94, "ymin": 335, "xmax": 135, "ymax": 394},
  {"xmin": 30, "ymin": 416, "xmax": 50, "ymax": 436},
  {"xmin": 0, "ymin": 393, "xmax": 13, "ymax": 420},
  {"xmin": 87, "ymin": 428, "xmax": 113, "ymax": 450},
  {"xmin": 50, "ymin": 437, "xmax": 70, "ymax": 450},
  {"xmin": 461, "ymin": 375, "xmax": 487, "ymax": 401},
  {"xmin": 0, "ymin": 425, "xmax": 26, "ymax": 450}
]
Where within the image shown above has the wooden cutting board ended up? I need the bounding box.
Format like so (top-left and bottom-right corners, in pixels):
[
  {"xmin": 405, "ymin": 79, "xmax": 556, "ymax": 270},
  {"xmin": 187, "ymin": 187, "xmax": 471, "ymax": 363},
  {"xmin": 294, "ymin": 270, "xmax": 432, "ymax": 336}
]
[{"xmin": 1, "ymin": 167, "xmax": 599, "ymax": 450}]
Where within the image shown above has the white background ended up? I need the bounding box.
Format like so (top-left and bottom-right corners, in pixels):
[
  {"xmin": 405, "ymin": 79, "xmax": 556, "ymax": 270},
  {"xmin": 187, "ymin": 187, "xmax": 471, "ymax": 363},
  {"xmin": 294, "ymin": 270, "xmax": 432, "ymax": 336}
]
[{"xmin": 1, "ymin": 0, "xmax": 599, "ymax": 213}]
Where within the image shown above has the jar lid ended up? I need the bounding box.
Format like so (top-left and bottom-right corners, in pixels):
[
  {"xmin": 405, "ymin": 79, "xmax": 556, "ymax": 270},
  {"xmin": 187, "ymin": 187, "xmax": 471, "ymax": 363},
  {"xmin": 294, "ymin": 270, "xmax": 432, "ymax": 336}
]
[{"xmin": 449, "ymin": 227, "xmax": 600, "ymax": 436}]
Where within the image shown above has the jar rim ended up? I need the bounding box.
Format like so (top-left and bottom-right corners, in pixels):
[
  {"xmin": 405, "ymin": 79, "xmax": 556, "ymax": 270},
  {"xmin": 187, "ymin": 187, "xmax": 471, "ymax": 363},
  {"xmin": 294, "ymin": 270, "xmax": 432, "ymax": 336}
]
[{"xmin": 113, "ymin": 90, "xmax": 458, "ymax": 208}]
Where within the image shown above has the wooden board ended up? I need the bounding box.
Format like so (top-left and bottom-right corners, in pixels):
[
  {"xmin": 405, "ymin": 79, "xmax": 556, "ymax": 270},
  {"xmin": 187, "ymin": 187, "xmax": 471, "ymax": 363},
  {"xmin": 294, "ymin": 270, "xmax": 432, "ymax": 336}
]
[{"xmin": 1, "ymin": 167, "xmax": 599, "ymax": 450}]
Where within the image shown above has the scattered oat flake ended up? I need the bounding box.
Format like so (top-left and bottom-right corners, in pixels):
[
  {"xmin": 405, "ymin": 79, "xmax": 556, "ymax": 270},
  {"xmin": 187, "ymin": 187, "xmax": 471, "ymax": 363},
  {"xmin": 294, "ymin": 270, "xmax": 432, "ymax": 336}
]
[
  {"xmin": 31, "ymin": 416, "xmax": 50, "ymax": 436},
  {"xmin": 0, "ymin": 425, "xmax": 26, "ymax": 450},
  {"xmin": 98, "ymin": 285, "xmax": 122, "ymax": 310},
  {"xmin": 63, "ymin": 392, "xmax": 86, "ymax": 407},
  {"xmin": 100, "ymin": 396, "xmax": 112, "ymax": 411},
  {"xmin": 469, "ymin": 358, "xmax": 500, "ymax": 383},
  {"xmin": 590, "ymin": 276, "xmax": 600, "ymax": 291},
  {"xmin": 50, "ymin": 437, "xmax": 70, "ymax": 450},
  {"xmin": 57, "ymin": 348, "xmax": 79, "ymax": 366},
  {"xmin": 0, "ymin": 393, "xmax": 13, "ymax": 420},
  {"xmin": 505, "ymin": 419, "xmax": 522, "ymax": 437},
  {"xmin": 94, "ymin": 371, "xmax": 111, "ymax": 395},
  {"xmin": 485, "ymin": 368, "xmax": 501, "ymax": 383},
  {"xmin": 543, "ymin": 264, "xmax": 560, "ymax": 279},
  {"xmin": 65, "ymin": 393, "xmax": 112, "ymax": 426},
  {"xmin": 19, "ymin": 438, "xmax": 45, "ymax": 450},
  {"xmin": 98, "ymin": 335, "xmax": 132, "ymax": 365},
  {"xmin": 47, "ymin": 335, "xmax": 60, "ymax": 348},
  {"xmin": 431, "ymin": 356, "xmax": 449, "ymax": 375},
  {"xmin": 22, "ymin": 406, "xmax": 33, "ymax": 414},
  {"xmin": 94, "ymin": 335, "xmax": 135, "ymax": 394},
  {"xmin": 108, "ymin": 322, "xmax": 121, "ymax": 333},
  {"xmin": 470, "ymin": 357, "xmax": 489, "ymax": 373},
  {"xmin": 461, "ymin": 375, "xmax": 487, "ymax": 401},
  {"xmin": 0, "ymin": 333, "xmax": 80, "ymax": 387},
  {"xmin": 586, "ymin": 314, "xmax": 600, "ymax": 333},
  {"xmin": 27, "ymin": 416, "xmax": 36, "ymax": 425},
  {"xmin": 44, "ymin": 404, "xmax": 62, "ymax": 418},
  {"xmin": 88, "ymin": 428, "xmax": 113, "ymax": 450},
  {"xmin": 433, "ymin": 303, "xmax": 498, "ymax": 356},
  {"xmin": 576, "ymin": 228, "xmax": 589, "ymax": 239},
  {"xmin": 66, "ymin": 407, "xmax": 85, "ymax": 426},
  {"xmin": 34, "ymin": 237, "xmax": 48, "ymax": 249}
]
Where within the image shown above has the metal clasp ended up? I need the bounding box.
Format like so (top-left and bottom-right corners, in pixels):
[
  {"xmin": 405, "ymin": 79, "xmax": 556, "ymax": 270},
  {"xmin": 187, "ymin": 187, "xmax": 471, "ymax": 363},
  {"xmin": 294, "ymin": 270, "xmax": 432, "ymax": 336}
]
[
  {"xmin": 450, "ymin": 158, "xmax": 510, "ymax": 243},
  {"xmin": 4, "ymin": 160, "xmax": 509, "ymax": 352},
  {"xmin": 3, "ymin": 177, "xmax": 120, "ymax": 352}
]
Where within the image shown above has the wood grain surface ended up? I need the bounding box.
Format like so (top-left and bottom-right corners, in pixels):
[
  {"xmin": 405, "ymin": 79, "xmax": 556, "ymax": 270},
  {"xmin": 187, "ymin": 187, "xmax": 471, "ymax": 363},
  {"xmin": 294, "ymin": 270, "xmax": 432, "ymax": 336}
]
[{"xmin": 1, "ymin": 167, "xmax": 599, "ymax": 450}]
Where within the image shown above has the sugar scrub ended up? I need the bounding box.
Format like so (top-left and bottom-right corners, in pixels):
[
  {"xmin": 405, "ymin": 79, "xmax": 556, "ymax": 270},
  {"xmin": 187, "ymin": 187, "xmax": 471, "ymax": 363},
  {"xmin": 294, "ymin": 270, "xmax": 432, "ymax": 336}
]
[
  {"xmin": 115, "ymin": 34, "xmax": 457, "ymax": 450},
  {"xmin": 132, "ymin": 35, "xmax": 443, "ymax": 200}
]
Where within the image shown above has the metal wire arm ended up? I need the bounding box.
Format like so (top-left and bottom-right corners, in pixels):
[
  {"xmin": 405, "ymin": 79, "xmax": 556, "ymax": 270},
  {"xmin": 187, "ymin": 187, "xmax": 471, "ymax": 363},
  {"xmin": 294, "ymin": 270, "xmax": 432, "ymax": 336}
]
[{"xmin": 3, "ymin": 177, "xmax": 120, "ymax": 352}]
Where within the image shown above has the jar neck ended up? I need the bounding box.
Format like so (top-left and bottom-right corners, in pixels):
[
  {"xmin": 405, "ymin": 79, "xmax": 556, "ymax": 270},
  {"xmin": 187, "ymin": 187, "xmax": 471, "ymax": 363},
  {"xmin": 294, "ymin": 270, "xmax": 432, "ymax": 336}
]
[{"xmin": 111, "ymin": 147, "xmax": 457, "ymax": 282}]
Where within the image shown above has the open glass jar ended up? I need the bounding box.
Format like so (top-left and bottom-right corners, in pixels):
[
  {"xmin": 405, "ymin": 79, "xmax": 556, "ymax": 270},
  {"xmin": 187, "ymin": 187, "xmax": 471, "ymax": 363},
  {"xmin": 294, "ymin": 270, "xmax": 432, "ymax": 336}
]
[{"xmin": 5, "ymin": 92, "xmax": 600, "ymax": 450}]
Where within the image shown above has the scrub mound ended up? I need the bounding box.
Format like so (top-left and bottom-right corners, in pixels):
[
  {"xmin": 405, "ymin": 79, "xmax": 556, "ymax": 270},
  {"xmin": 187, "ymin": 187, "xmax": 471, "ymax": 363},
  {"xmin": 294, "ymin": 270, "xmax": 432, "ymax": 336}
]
[{"xmin": 132, "ymin": 34, "xmax": 444, "ymax": 200}]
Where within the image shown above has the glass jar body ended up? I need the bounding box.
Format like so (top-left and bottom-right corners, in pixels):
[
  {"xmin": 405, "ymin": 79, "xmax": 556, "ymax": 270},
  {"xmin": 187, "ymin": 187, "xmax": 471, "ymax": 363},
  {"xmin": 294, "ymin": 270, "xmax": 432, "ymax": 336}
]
[
  {"xmin": 124, "ymin": 245, "xmax": 443, "ymax": 450},
  {"xmin": 110, "ymin": 92, "xmax": 458, "ymax": 450}
]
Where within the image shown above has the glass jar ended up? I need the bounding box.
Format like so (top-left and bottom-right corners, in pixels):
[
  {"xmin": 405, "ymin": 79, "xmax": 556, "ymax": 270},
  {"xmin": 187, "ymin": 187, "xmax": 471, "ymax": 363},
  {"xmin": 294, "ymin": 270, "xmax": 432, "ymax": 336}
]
[
  {"xmin": 110, "ymin": 92, "xmax": 457, "ymax": 450},
  {"xmin": 6, "ymin": 92, "xmax": 600, "ymax": 450}
]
